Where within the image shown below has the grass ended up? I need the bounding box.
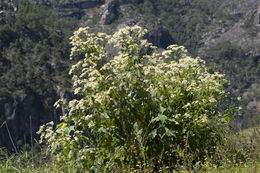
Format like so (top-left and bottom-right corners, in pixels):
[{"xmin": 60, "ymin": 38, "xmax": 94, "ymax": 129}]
[
  {"xmin": 199, "ymin": 161, "xmax": 260, "ymax": 173},
  {"xmin": 0, "ymin": 127, "xmax": 259, "ymax": 172}
]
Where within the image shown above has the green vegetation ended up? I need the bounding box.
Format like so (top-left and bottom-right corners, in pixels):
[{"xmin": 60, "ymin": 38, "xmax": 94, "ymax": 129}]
[
  {"xmin": 0, "ymin": 17, "xmax": 259, "ymax": 171},
  {"xmin": 36, "ymin": 25, "xmax": 229, "ymax": 172},
  {"xmin": 129, "ymin": 0, "xmax": 234, "ymax": 54},
  {"xmin": 0, "ymin": 0, "xmax": 81, "ymax": 154},
  {"xmin": 207, "ymin": 41, "xmax": 260, "ymax": 129},
  {"xmin": 242, "ymin": 10, "xmax": 259, "ymax": 37},
  {"xmin": 199, "ymin": 127, "xmax": 260, "ymax": 173},
  {"xmin": 1, "ymin": 126, "xmax": 259, "ymax": 172},
  {"xmin": 128, "ymin": 1, "xmax": 259, "ymax": 130},
  {"xmin": 0, "ymin": 0, "xmax": 259, "ymax": 172},
  {"xmin": 0, "ymin": 0, "xmax": 78, "ymax": 99}
]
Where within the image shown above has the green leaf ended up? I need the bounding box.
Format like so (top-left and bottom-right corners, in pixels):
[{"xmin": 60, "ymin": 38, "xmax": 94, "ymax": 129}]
[
  {"xmin": 56, "ymin": 122, "xmax": 64, "ymax": 129},
  {"xmin": 151, "ymin": 89, "xmax": 160, "ymax": 97},
  {"xmin": 165, "ymin": 127, "xmax": 174, "ymax": 137},
  {"xmin": 224, "ymin": 114, "xmax": 231, "ymax": 122},
  {"xmin": 98, "ymin": 127, "xmax": 107, "ymax": 133},
  {"xmin": 150, "ymin": 114, "xmax": 168, "ymax": 124},
  {"xmin": 176, "ymin": 87, "xmax": 181, "ymax": 94},
  {"xmin": 64, "ymin": 125, "xmax": 75, "ymax": 134},
  {"xmin": 149, "ymin": 129, "xmax": 157, "ymax": 139},
  {"xmin": 160, "ymin": 105, "xmax": 166, "ymax": 113},
  {"xmin": 103, "ymin": 112, "xmax": 109, "ymax": 119}
]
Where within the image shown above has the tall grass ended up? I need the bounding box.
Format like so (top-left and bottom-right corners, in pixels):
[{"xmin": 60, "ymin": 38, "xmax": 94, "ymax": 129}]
[{"xmin": 0, "ymin": 127, "xmax": 259, "ymax": 172}]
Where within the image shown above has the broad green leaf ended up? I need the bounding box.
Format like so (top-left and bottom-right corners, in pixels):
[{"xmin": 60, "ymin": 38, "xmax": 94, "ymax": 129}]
[
  {"xmin": 165, "ymin": 127, "xmax": 175, "ymax": 137},
  {"xmin": 149, "ymin": 129, "xmax": 157, "ymax": 139}
]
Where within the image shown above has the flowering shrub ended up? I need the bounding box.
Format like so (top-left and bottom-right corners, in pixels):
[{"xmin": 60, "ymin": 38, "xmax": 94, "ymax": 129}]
[{"xmin": 38, "ymin": 25, "xmax": 228, "ymax": 172}]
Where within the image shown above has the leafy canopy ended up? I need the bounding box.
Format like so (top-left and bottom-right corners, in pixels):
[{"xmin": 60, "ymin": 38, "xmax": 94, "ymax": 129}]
[{"xmin": 39, "ymin": 25, "xmax": 228, "ymax": 172}]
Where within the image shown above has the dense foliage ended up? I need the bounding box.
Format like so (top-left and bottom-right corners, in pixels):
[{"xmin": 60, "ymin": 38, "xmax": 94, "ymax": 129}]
[
  {"xmin": 0, "ymin": 0, "xmax": 259, "ymax": 171},
  {"xmin": 128, "ymin": 0, "xmax": 260, "ymax": 129},
  {"xmin": 207, "ymin": 41, "xmax": 260, "ymax": 128},
  {"xmin": 1, "ymin": 127, "xmax": 260, "ymax": 172},
  {"xmin": 1, "ymin": 0, "xmax": 258, "ymax": 151},
  {"xmin": 0, "ymin": 0, "xmax": 81, "ymax": 152},
  {"xmin": 39, "ymin": 25, "xmax": 228, "ymax": 172},
  {"xmin": 0, "ymin": 0, "xmax": 77, "ymax": 100}
]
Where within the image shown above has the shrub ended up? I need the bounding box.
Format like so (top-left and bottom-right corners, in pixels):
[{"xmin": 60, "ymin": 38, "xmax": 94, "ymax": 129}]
[
  {"xmin": 200, "ymin": 126, "xmax": 260, "ymax": 172},
  {"xmin": 39, "ymin": 25, "xmax": 228, "ymax": 172}
]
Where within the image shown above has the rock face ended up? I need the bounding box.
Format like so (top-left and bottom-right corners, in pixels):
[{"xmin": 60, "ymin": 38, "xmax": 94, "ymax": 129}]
[
  {"xmin": 36, "ymin": 0, "xmax": 105, "ymax": 19},
  {"xmin": 0, "ymin": 94, "xmax": 60, "ymax": 152},
  {"xmin": 56, "ymin": 0, "xmax": 104, "ymax": 19},
  {"xmin": 219, "ymin": 0, "xmax": 258, "ymax": 15},
  {"xmin": 38, "ymin": 0, "xmax": 104, "ymax": 7},
  {"xmin": 256, "ymin": 6, "xmax": 260, "ymax": 26},
  {"xmin": 58, "ymin": 1, "xmax": 104, "ymax": 9},
  {"xmin": 200, "ymin": 0, "xmax": 260, "ymax": 57},
  {"xmin": 101, "ymin": 0, "xmax": 118, "ymax": 25}
]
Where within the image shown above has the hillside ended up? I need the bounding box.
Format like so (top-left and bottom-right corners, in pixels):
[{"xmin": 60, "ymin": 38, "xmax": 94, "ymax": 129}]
[{"xmin": 0, "ymin": 0, "xmax": 259, "ymax": 152}]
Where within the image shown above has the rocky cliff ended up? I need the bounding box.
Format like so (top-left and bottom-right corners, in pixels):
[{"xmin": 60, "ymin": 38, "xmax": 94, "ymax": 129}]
[{"xmin": 199, "ymin": 0, "xmax": 260, "ymax": 56}]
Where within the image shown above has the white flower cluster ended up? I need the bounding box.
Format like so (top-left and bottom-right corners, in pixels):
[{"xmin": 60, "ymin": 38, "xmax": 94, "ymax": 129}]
[
  {"xmin": 39, "ymin": 25, "xmax": 226, "ymax": 165},
  {"xmin": 66, "ymin": 25, "xmax": 226, "ymax": 130}
]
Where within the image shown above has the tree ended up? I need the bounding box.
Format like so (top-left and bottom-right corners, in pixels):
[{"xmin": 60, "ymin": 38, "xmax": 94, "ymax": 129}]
[{"xmin": 39, "ymin": 25, "xmax": 228, "ymax": 172}]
